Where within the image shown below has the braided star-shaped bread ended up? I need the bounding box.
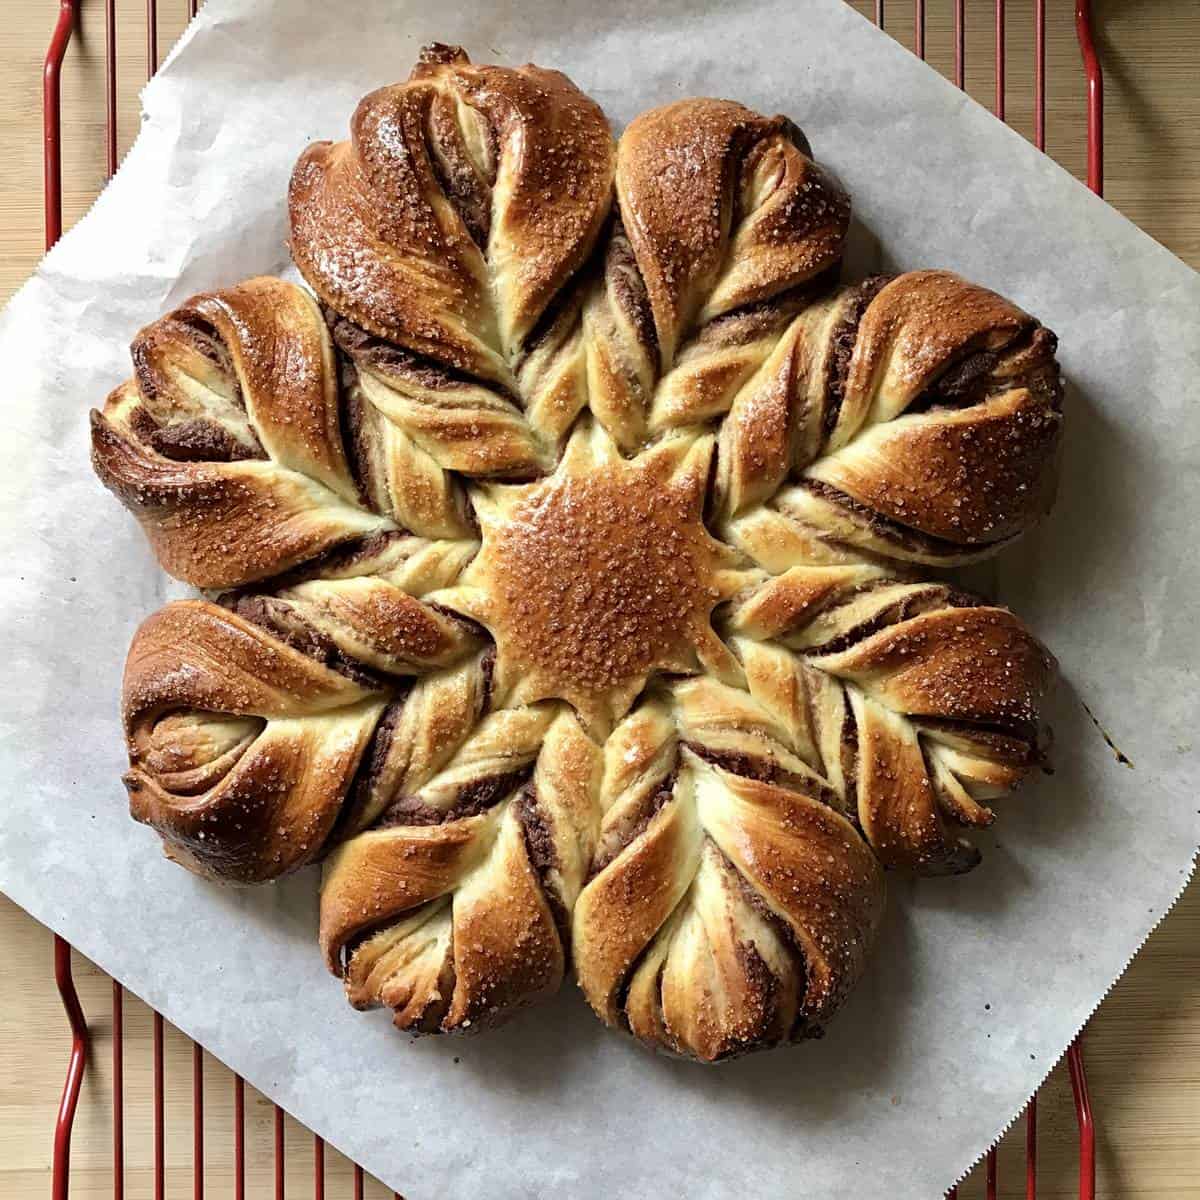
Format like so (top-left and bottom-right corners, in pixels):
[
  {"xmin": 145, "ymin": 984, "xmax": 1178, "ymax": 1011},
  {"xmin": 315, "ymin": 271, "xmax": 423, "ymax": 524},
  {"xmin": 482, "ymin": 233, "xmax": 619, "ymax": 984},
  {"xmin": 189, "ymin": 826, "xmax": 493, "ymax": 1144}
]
[{"xmin": 92, "ymin": 45, "xmax": 1060, "ymax": 1061}]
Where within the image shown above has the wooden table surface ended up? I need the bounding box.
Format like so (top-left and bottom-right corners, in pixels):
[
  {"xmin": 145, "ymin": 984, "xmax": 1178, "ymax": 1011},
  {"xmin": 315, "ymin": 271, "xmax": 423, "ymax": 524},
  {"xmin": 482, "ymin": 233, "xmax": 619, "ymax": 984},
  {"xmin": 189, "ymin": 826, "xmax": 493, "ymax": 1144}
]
[{"xmin": 0, "ymin": 2, "xmax": 1196, "ymax": 1197}]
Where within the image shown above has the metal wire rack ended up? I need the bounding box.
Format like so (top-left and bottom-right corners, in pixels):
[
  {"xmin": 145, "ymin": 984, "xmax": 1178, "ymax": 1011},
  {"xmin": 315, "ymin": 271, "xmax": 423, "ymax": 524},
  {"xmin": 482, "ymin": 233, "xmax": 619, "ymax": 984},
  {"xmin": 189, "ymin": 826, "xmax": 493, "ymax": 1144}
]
[{"xmin": 38, "ymin": 1, "xmax": 1105, "ymax": 1196}]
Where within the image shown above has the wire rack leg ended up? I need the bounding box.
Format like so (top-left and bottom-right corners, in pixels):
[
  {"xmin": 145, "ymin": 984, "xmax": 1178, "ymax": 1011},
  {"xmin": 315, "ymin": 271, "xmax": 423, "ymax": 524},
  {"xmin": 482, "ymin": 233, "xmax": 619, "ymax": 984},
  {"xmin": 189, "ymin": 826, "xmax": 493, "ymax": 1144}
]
[
  {"xmin": 43, "ymin": 0, "xmax": 76, "ymax": 247},
  {"xmin": 1075, "ymin": 0, "xmax": 1104, "ymax": 193},
  {"xmin": 1026, "ymin": 1093, "xmax": 1037, "ymax": 1199},
  {"xmin": 52, "ymin": 937, "xmax": 88, "ymax": 1200},
  {"xmin": 45, "ymin": 11, "xmax": 85, "ymax": 1200},
  {"xmin": 1068, "ymin": 1037, "xmax": 1097, "ymax": 1200},
  {"xmin": 113, "ymin": 983, "xmax": 125, "ymax": 1200},
  {"xmin": 234, "ymin": 1074, "xmax": 245, "ymax": 1200}
]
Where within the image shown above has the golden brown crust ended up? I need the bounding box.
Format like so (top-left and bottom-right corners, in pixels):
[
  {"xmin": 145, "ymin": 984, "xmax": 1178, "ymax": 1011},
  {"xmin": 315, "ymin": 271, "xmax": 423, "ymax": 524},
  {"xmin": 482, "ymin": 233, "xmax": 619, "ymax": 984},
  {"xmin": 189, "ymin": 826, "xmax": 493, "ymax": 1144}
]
[
  {"xmin": 695, "ymin": 759, "xmax": 884, "ymax": 1026},
  {"xmin": 449, "ymin": 56, "xmax": 617, "ymax": 353},
  {"xmin": 97, "ymin": 47, "xmax": 1065, "ymax": 1059},
  {"xmin": 324, "ymin": 805, "xmax": 564, "ymax": 1033},
  {"xmin": 616, "ymin": 99, "xmax": 849, "ymax": 370},
  {"xmin": 573, "ymin": 766, "xmax": 704, "ymax": 1027},
  {"xmin": 573, "ymin": 752, "xmax": 885, "ymax": 1060},
  {"xmin": 318, "ymin": 706, "xmax": 601, "ymax": 1034},
  {"xmin": 434, "ymin": 423, "xmax": 755, "ymax": 733},
  {"xmin": 91, "ymin": 279, "xmax": 392, "ymax": 588},
  {"xmin": 704, "ymin": 578, "xmax": 1055, "ymax": 873},
  {"xmin": 337, "ymin": 323, "xmax": 551, "ymax": 480},
  {"xmin": 182, "ymin": 279, "xmax": 356, "ymax": 498},
  {"xmin": 289, "ymin": 45, "xmax": 615, "ymax": 371},
  {"xmin": 288, "ymin": 85, "xmax": 501, "ymax": 382},
  {"xmin": 122, "ymin": 600, "xmax": 387, "ymax": 882},
  {"xmin": 808, "ymin": 605, "xmax": 1054, "ymax": 730},
  {"xmin": 229, "ymin": 576, "xmax": 483, "ymax": 678},
  {"xmin": 699, "ymin": 271, "xmax": 1063, "ymax": 556}
]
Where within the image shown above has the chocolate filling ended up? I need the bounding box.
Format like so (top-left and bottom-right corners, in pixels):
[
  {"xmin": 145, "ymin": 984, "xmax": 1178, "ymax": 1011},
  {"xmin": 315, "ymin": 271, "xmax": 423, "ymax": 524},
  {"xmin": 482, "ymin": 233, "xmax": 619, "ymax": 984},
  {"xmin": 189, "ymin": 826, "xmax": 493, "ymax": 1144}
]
[
  {"xmin": 425, "ymin": 92, "xmax": 493, "ymax": 249},
  {"xmin": 326, "ymin": 696, "xmax": 410, "ymax": 848},
  {"xmin": 375, "ymin": 765, "xmax": 533, "ymax": 828},
  {"xmin": 905, "ymin": 324, "xmax": 1056, "ymax": 416},
  {"xmin": 223, "ymin": 593, "xmax": 390, "ymax": 689},
  {"xmin": 913, "ymin": 715, "xmax": 1041, "ymax": 761},
  {"xmin": 518, "ymin": 212, "xmax": 659, "ymax": 384},
  {"xmin": 690, "ymin": 266, "xmax": 841, "ymax": 351},
  {"xmin": 174, "ymin": 312, "xmax": 240, "ymax": 379},
  {"xmin": 605, "ymin": 218, "xmax": 658, "ymax": 361},
  {"xmin": 685, "ymin": 742, "xmax": 780, "ymax": 785},
  {"xmin": 127, "ymin": 404, "xmax": 160, "ymax": 442},
  {"xmin": 146, "ymin": 417, "xmax": 260, "ymax": 464},
  {"xmin": 478, "ymin": 645, "xmax": 497, "ymax": 714},
  {"xmin": 513, "ymin": 785, "xmax": 571, "ymax": 949},
  {"xmin": 799, "ymin": 478, "xmax": 1008, "ymax": 558},
  {"xmin": 683, "ymin": 742, "xmax": 843, "ymax": 813},
  {"xmin": 329, "ymin": 312, "xmax": 520, "ymax": 403},
  {"xmin": 802, "ymin": 585, "xmax": 983, "ymax": 657},
  {"xmin": 518, "ymin": 293, "xmax": 581, "ymax": 370},
  {"xmin": 334, "ymin": 354, "xmax": 379, "ymax": 511},
  {"xmin": 133, "ymin": 314, "xmax": 244, "ymax": 410},
  {"xmin": 620, "ymin": 841, "xmax": 811, "ymax": 1058},
  {"xmin": 426, "ymin": 602, "xmax": 488, "ymax": 642},
  {"xmin": 331, "ymin": 640, "xmax": 492, "ymax": 839},
  {"xmin": 607, "ymin": 830, "xmax": 815, "ymax": 1052},
  {"xmin": 734, "ymin": 938, "xmax": 781, "ymax": 1007},
  {"xmin": 722, "ymin": 846, "xmax": 808, "ymax": 1029},
  {"xmin": 839, "ymin": 694, "xmax": 860, "ymax": 829},
  {"xmin": 588, "ymin": 768, "xmax": 678, "ymax": 879},
  {"xmin": 517, "ymin": 214, "xmax": 615, "ymax": 373},
  {"xmin": 907, "ymin": 347, "xmax": 1001, "ymax": 413},
  {"xmin": 821, "ymin": 275, "xmax": 894, "ymax": 441},
  {"xmin": 247, "ymin": 529, "xmax": 413, "ymax": 591}
]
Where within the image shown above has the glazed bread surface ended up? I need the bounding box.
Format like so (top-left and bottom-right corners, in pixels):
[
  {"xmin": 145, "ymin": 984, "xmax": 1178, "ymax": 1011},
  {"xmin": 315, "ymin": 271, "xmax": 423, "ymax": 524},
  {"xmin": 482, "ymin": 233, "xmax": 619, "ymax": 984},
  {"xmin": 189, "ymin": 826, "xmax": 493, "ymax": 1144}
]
[{"xmin": 92, "ymin": 44, "xmax": 1061, "ymax": 1062}]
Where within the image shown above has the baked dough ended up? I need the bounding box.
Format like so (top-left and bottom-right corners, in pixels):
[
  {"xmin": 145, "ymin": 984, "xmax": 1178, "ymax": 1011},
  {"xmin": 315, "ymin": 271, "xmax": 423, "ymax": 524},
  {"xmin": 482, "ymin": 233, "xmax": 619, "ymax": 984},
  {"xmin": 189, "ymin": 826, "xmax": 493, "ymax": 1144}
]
[{"xmin": 92, "ymin": 45, "xmax": 1060, "ymax": 1061}]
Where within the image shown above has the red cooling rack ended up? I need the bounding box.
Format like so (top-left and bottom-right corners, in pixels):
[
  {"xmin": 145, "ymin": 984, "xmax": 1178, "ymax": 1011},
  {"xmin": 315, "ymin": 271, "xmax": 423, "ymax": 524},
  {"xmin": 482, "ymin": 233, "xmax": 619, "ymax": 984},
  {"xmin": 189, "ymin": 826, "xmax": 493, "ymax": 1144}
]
[{"xmin": 39, "ymin": 2, "xmax": 1104, "ymax": 1197}]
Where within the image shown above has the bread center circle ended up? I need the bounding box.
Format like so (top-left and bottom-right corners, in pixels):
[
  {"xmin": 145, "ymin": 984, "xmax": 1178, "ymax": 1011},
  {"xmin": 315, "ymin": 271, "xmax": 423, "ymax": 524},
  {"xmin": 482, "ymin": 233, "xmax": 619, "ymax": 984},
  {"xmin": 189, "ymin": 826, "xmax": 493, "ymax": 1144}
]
[{"xmin": 487, "ymin": 463, "xmax": 717, "ymax": 703}]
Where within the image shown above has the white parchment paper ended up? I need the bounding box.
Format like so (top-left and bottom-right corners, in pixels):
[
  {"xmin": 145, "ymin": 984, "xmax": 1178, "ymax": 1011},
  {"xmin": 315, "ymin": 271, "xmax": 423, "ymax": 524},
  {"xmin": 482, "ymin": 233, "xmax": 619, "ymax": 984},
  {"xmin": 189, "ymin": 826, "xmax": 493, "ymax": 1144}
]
[{"xmin": 1, "ymin": 1, "xmax": 1197, "ymax": 1195}]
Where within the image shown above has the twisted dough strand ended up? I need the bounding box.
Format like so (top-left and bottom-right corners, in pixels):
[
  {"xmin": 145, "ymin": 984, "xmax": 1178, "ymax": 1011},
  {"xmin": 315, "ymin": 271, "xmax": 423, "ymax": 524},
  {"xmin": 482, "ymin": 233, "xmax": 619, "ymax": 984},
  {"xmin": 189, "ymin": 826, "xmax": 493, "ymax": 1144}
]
[
  {"xmin": 289, "ymin": 44, "xmax": 617, "ymax": 475},
  {"xmin": 705, "ymin": 574, "xmax": 1055, "ymax": 872},
  {"xmin": 122, "ymin": 600, "xmax": 388, "ymax": 882},
  {"xmin": 319, "ymin": 706, "xmax": 601, "ymax": 1033},
  {"xmin": 91, "ymin": 278, "xmax": 392, "ymax": 588},
  {"xmin": 519, "ymin": 99, "xmax": 852, "ymax": 454},
  {"xmin": 703, "ymin": 271, "xmax": 1063, "ymax": 560},
  {"xmin": 572, "ymin": 703, "xmax": 883, "ymax": 1060}
]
